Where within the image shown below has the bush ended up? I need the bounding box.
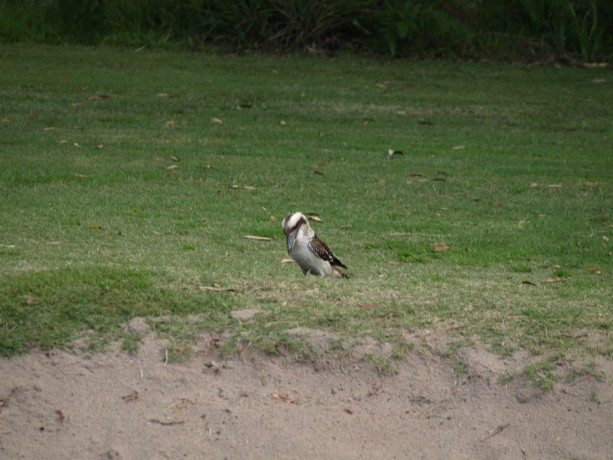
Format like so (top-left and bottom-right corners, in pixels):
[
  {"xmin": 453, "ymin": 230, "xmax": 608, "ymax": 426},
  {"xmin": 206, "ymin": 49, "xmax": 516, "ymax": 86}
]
[
  {"xmin": 0, "ymin": 0, "xmax": 611, "ymax": 61},
  {"xmin": 470, "ymin": 0, "xmax": 612, "ymax": 61},
  {"xmin": 0, "ymin": 0, "xmax": 59, "ymax": 43},
  {"xmin": 355, "ymin": 0, "xmax": 473, "ymax": 57}
]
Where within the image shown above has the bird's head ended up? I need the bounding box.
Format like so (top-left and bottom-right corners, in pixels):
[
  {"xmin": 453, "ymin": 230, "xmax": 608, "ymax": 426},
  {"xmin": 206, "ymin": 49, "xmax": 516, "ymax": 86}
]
[{"xmin": 282, "ymin": 212, "xmax": 309, "ymax": 252}]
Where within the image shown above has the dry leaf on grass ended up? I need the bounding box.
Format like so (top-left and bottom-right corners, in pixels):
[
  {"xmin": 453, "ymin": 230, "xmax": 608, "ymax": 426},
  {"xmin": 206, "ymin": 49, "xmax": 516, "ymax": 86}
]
[
  {"xmin": 433, "ymin": 242, "xmax": 449, "ymax": 252},
  {"xmin": 358, "ymin": 302, "xmax": 380, "ymax": 309},
  {"xmin": 281, "ymin": 258, "xmax": 295, "ymax": 264},
  {"xmin": 197, "ymin": 284, "xmax": 238, "ymax": 293},
  {"xmin": 508, "ymin": 315, "xmax": 528, "ymax": 320},
  {"xmin": 545, "ymin": 277, "xmax": 564, "ymax": 283},
  {"xmin": 229, "ymin": 184, "xmax": 256, "ymax": 190},
  {"xmin": 241, "ymin": 235, "xmax": 272, "ymax": 241}
]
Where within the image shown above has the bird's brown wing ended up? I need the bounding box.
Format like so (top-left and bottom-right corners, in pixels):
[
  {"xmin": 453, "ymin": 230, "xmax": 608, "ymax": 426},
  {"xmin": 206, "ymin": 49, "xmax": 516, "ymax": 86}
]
[{"xmin": 309, "ymin": 236, "xmax": 347, "ymax": 269}]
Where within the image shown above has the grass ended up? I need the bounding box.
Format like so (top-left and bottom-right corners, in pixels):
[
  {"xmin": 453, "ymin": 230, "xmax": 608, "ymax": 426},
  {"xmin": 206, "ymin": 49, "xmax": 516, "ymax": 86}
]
[{"xmin": 0, "ymin": 45, "xmax": 611, "ymax": 383}]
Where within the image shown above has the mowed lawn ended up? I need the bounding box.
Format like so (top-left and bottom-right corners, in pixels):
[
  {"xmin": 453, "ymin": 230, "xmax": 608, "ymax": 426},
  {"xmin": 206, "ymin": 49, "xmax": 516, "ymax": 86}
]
[{"xmin": 0, "ymin": 45, "xmax": 611, "ymax": 383}]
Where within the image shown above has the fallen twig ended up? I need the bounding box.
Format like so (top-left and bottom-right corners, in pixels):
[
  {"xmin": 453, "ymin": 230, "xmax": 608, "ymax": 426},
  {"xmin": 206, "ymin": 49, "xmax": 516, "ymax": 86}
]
[
  {"xmin": 271, "ymin": 393, "xmax": 294, "ymax": 404},
  {"xmin": 149, "ymin": 418, "xmax": 185, "ymax": 426},
  {"xmin": 482, "ymin": 423, "xmax": 510, "ymax": 441},
  {"xmin": 241, "ymin": 235, "xmax": 272, "ymax": 241},
  {"xmin": 197, "ymin": 284, "xmax": 238, "ymax": 293}
]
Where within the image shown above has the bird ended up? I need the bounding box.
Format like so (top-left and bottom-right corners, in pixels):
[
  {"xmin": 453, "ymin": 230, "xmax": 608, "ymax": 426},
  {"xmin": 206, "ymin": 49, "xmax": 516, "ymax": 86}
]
[
  {"xmin": 282, "ymin": 212, "xmax": 348, "ymax": 278},
  {"xmin": 387, "ymin": 149, "xmax": 404, "ymax": 159}
]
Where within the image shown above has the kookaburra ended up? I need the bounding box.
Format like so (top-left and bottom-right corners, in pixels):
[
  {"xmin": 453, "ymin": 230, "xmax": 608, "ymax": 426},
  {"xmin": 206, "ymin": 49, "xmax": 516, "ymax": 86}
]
[{"xmin": 282, "ymin": 212, "xmax": 348, "ymax": 277}]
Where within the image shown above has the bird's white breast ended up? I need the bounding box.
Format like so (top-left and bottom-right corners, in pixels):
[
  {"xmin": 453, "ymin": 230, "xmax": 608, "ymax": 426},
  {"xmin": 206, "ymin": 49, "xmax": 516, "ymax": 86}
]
[{"xmin": 290, "ymin": 238, "xmax": 335, "ymax": 276}]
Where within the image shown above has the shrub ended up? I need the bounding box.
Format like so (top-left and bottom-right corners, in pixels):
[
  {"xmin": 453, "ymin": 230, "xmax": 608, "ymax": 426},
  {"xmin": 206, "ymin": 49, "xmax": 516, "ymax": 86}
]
[{"xmin": 0, "ymin": 0, "xmax": 611, "ymax": 60}]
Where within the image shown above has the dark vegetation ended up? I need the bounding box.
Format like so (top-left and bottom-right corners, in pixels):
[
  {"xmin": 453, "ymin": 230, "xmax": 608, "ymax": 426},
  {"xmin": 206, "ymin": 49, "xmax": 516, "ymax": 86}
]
[{"xmin": 1, "ymin": 0, "xmax": 612, "ymax": 61}]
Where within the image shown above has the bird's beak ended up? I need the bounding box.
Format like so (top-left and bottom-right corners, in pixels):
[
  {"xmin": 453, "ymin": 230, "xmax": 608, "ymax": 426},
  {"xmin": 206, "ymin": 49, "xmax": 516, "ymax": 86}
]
[{"xmin": 287, "ymin": 230, "xmax": 297, "ymax": 252}]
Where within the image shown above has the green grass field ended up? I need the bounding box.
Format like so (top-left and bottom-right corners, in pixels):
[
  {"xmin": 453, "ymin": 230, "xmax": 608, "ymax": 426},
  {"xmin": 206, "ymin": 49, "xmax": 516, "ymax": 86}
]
[{"xmin": 1, "ymin": 45, "xmax": 611, "ymax": 384}]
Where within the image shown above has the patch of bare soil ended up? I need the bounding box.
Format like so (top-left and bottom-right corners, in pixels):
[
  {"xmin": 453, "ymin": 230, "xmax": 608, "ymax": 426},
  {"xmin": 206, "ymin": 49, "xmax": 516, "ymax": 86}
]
[{"xmin": 1, "ymin": 336, "xmax": 611, "ymax": 460}]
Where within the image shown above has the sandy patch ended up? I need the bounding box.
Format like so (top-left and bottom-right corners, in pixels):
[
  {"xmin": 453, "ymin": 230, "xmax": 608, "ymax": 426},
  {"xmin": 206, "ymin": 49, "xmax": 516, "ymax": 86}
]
[{"xmin": 1, "ymin": 336, "xmax": 611, "ymax": 459}]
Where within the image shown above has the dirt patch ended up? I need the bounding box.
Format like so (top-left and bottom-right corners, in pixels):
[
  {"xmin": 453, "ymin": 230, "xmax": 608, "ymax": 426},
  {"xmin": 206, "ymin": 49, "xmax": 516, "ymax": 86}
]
[{"xmin": 1, "ymin": 336, "xmax": 611, "ymax": 459}]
